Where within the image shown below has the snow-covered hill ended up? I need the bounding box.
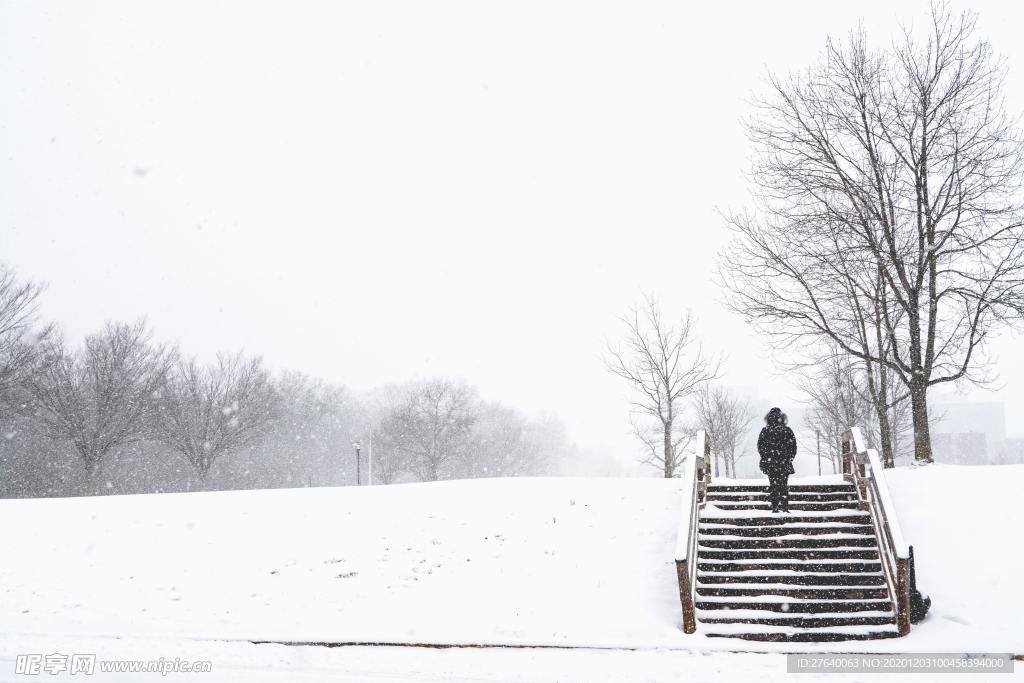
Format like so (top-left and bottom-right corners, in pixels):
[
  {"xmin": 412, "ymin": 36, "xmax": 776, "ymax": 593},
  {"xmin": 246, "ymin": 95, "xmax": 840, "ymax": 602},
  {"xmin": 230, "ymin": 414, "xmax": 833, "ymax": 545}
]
[
  {"xmin": 0, "ymin": 466, "xmax": 1021, "ymax": 679},
  {"xmin": 1, "ymin": 478, "xmax": 684, "ymax": 649}
]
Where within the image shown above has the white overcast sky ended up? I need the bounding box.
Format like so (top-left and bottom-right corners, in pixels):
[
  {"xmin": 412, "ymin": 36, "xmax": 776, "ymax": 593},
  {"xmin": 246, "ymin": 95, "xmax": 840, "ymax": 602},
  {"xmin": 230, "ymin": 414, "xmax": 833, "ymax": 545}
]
[{"xmin": 2, "ymin": 1, "xmax": 1023, "ymax": 469}]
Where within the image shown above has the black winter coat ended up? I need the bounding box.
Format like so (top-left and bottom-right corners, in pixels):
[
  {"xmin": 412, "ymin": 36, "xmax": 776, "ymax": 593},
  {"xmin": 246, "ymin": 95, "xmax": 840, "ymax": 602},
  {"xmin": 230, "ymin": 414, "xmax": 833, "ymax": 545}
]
[{"xmin": 758, "ymin": 411, "xmax": 797, "ymax": 476}]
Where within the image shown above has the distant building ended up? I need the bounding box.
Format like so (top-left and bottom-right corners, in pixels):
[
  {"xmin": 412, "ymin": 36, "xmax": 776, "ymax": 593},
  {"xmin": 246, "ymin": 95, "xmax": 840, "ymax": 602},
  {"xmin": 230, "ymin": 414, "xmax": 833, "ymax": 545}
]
[
  {"xmin": 993, "ymin": 439, "xmax": 1024, "ymax": 466},
  {"xmin": 931, "ymin": 431, "xmax": 988, "ymax": 465},
  {"xmin": 929, "ymin": 400, "xmax": 1012, "ymax": 465},
  {"xmin": 931, "ymin": 401, "xmax": 1006, "ymax": 443}
]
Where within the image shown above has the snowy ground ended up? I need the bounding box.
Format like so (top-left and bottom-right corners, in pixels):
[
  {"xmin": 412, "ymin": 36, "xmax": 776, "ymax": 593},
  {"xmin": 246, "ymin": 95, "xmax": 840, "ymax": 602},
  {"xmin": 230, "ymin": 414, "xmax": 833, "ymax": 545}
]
[
  {"xmin": 2, "ymin": 634, "xmax": 1018, "ymax": 683},
  {"xmin": 1, "ymin": 468, "xmax": 1022, "ymax": 680}
]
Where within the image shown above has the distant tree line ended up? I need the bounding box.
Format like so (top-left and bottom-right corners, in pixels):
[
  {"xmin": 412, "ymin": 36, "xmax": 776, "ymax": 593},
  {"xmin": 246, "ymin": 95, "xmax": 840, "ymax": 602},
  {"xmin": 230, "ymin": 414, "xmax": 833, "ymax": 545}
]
[{"xmin": 0, "ymin": 265, "xmax": 571, "ymax": 498}]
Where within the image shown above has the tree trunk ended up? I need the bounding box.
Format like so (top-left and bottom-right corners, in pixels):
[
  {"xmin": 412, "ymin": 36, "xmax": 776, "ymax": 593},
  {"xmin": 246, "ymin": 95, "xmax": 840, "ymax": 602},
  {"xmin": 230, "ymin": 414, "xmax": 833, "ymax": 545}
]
[
  {"xmin": 663, "ymin": 419, "xmax": 674, "ymax": 478},
  {"xmin": 80, "ymin": 465, "xmax": 96, "ymax": 496},
  {"xmin": 870, "ymin": 360, "xmax": 896, "ymax": 468},
  {"xmin": 909, "ymin": 376, "xmax": 934, "ymax": 463},
  {"xmin": 876, "ymin": 407, "xmax": 895, "ymax": 468},
  {"xmin": 78, "ymin": 449, "xmax": 101, "ymax": 496},
  {"xmin": 870, "ymin": 357, "xmax": 896, "ymax": 468}
]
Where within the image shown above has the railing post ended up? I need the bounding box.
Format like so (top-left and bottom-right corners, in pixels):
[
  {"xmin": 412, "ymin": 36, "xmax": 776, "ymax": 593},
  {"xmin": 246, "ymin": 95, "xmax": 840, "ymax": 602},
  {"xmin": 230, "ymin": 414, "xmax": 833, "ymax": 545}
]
[
  {"xmin": 841, "ymin": 433, "xmax": 852, "ymax": 481},
  {"xmin": 697, "ymin": 436, "xmax": 711, "ymax": 502},
  {"xmin": 896, "ymin": 557, "xmax": 911, "ymax": 635},
  {"xmin": 677, "ymin": 558, "xmax": 696, "ymax": 633},
  {"xmin": 696, "ymin": 463, "xmax": 706, "ymax": 503},
  {"xmin": 857, "ymin": 458, "xmax": 868, "ymax": 501}
]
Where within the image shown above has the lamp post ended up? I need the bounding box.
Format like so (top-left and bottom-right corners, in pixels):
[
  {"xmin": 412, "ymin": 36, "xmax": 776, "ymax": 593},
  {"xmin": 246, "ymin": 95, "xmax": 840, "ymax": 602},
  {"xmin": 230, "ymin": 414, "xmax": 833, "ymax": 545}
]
[{"xmin": 353, "ymin": 441, "xmax": 361, "ymax": 486}]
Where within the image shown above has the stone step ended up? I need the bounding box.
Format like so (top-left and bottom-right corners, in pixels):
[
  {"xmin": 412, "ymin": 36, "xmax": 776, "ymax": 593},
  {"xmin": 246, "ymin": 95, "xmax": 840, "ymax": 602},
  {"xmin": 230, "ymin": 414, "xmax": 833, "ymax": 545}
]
[
  {"xmin": 704, "ymin": 624, "xmax": 901, "ymax": 642},
  {"xmin": 708, "ymin": 501, "xmax": 862, "ymax": 512},
  {"xmin": 701, "ymin": 514, "xmax": 871, "ymax": 526},
  {"xmin": 699, "ymin": 613, "xmax": 895, "ymax": 628},
  {"xmin": 697, "ymin": 536, "xmax": 879, "ymax": 549},
  {"xmin": 698, "ymin": 524, "xmax": 875, "ymax": 537},
  {"xmin": 707, "ymin": 484, "xmax": 854, "ymax": 493},
  {"xmin": 698, "ymin": 560, "xmax": 882, "ymax": 573},
  {"xmin": 698, "ymin": 548, "xmax": 880, "ymax": 561},
  {"xmin": 696, "ymin": 585, "xmax": 890, "ymax": 600},
  {"xmin": 696, "ymin": 598, "xmax": 893, "ymax": 613},
  {"xmin": 697, "ymin": 572, "xmax": 886, "ymax": 586},
  {"xmin": 705, "ymin": 493, "xmax": 858, "ymax": 503}
]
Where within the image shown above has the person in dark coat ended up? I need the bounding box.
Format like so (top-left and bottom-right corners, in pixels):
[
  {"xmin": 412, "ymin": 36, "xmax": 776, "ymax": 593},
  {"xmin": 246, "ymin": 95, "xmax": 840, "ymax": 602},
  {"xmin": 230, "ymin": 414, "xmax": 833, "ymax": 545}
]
[{"xmin": 757, "ymin": 407, "xmax": 797, "ymax": 513}]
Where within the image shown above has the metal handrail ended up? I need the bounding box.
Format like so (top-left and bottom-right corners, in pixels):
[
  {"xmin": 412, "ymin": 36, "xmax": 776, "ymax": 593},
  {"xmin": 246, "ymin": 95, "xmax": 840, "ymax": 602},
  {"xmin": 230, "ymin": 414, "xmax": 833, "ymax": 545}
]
[
  {"xmin": 675, "ymin": 430, "xmax": 710, "ymax": 633},
  {"xmin": 841, "ymin": 427, "xmax": 912, "ymax": 635}
]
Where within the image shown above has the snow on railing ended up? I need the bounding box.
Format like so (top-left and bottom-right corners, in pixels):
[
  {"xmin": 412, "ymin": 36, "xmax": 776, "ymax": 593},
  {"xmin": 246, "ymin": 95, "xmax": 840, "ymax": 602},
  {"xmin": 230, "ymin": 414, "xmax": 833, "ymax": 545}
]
[
  {"xmin": 865, "ymin": 448, "xmax": 909, "ymax": 557},
  {"xmin": 673, "ymin": 431, "xmax": 703, "ymax": 561},
  {"xmin": 674, "ymin": 430, "xmax": 710, "ymax": 634},
  {"xmin": 842, "ymin": 426, "xmax": 912, "ymax": 635}
]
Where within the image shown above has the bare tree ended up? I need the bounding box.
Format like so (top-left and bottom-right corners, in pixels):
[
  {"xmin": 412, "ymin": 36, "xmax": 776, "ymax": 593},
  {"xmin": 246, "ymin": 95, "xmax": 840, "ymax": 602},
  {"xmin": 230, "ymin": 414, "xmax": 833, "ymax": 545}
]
[
  {"xmin": 0, "ymin": 266, "xmax": 52, "ymax": 419},
  {"xmin": 631, "ymin": 416, "xmax": 694, "ymax": 476},
  {"xmin": 605, "ymin": 295, "xmax": 718, "ymax": 477},
  {"xmin": 153, "ymin": 353, "xmax": 278, "ymax": 481},
  {"xmin": 465, "ymin": 405, "xmax": 566, "ymax": 478},
  {"xmin": 369, "ymin": 415, "xmax": 411, "ymax": 485},
  {"xmin": 694, "ymin": 385, "xmax": 754, "ymax": 478},
  {"xmin": 380, "ymin": 379, "xmax": 478, "ymax": 482},
  {"xmin": 27, "ymin": 320, "xmax": 173, "ymax": 481},
  {"xmin": 263, "ymin": 370, "xmax": 357, "ymax": 486},
  {"xmin": 364, "ymin": 383, "xmax": 418, "ymax": 485},
  {"xmin": 719, "ymin": 5, "xmax": 1024, "ymax": 462},
  {"xmin": 800, "ymin": 353, "xmax": 878, "ymax": 472},
  {"xmin": 370, "ymin": 382, "xmax": 567, "ymax": 483}
]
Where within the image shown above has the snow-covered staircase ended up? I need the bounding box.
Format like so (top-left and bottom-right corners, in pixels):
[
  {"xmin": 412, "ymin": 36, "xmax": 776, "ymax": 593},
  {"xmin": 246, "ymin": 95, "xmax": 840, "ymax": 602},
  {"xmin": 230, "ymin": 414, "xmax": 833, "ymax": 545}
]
[{"xmin": 693, "ymin": 481, "xmax": 900, "ymax": 641}]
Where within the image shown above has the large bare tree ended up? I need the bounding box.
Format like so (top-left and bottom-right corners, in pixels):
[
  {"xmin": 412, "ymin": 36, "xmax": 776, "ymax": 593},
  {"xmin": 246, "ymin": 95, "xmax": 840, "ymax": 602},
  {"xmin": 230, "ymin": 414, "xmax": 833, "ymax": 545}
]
[
  {"xmin": 605, "ymin": 295, "xmax": 718, "ymax": 477},
  {"xmin": 153, "ymin": 352, "xmax": 279, "ymax": 481},
  {"xmin": 27, "ymin": 320, "xmax": 173, "ymax": 480},
  {"xmin": 719, "ymin": 5, "xmax": 1024, "ymax": 462}
]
